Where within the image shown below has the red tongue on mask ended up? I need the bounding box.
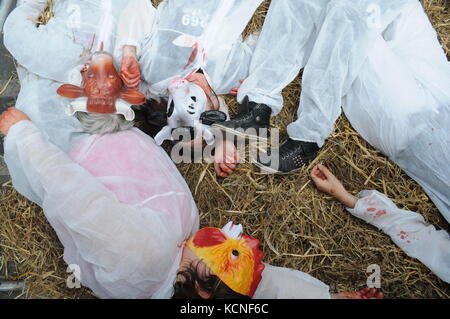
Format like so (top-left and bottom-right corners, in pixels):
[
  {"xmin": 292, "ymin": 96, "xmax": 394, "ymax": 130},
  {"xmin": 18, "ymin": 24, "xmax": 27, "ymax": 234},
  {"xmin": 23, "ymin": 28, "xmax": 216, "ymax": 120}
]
[{"xmin": 57, "ymin": 52, "xmax": 145, "ymax": 115}]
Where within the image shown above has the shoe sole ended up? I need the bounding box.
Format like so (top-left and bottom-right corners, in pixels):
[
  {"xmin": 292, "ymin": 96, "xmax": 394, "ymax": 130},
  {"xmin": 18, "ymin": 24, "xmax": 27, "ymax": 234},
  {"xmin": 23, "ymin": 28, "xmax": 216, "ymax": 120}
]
[
  {"xmin": 251, "ymin": 152, "xmax": 318, "ymax": 175},
  {"xmin": 212, "ymin": 123, "xmax": 269, "ymax": 143}
]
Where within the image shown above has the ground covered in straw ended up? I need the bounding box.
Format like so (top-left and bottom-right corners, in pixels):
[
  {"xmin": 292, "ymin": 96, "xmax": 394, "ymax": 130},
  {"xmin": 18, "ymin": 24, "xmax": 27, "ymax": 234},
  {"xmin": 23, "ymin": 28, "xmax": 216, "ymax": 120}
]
[{"xmin": 0, "ymin": 0, "xmax": 449, "ymax": 298}]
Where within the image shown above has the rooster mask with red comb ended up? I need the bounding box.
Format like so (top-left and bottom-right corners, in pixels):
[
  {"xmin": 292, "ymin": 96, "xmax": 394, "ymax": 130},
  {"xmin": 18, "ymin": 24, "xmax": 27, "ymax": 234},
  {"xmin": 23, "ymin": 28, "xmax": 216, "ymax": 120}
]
[{"xmin": 186, "ymin": 222, "xmax": 265, "ymax": 297}]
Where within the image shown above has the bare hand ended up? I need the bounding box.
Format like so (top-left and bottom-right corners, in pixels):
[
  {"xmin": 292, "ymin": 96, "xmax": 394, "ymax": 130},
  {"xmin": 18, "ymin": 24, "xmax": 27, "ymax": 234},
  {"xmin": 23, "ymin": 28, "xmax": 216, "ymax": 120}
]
[
  {"xmin": 214, "ymin": 139, "xmax": 239, "ymax": 178},
  {"xmin": 310, "ymin": 164, "xmax": 357, "ymax": 208},
  {"xmin": 0, "ymin": 107, "xmax": 30, "ymax": 136},
  {"xmin": 120, "ymin": 55, "xmax": 141, "ymax": 91},
  {"xmin": 229, "ymin": 80, "xmax": 244, "ymax": 96}
]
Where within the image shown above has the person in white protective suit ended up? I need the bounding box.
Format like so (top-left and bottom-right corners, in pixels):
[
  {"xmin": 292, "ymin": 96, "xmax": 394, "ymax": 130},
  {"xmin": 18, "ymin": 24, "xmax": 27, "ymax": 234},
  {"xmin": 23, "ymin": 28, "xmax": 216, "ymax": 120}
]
[
  {"xmin": 216, "ymin": 0, "xmax": 450, "ymax": 283},
  {"xmin": 115, "ymin": 0, "xmax": 267, "ymax": 178},
  {"xmin": 214, "ymin": 1, "xmax": 450, "ymax": 222},
  {"xmin": 1, "ymin": 106, "xmax": 388, "ymax": 299},
  {"xmin": 2, "ymin": 0, "xmax": 132, "ymax": 152},
  {"xmin": 2, "ymin": 0, "xmax": 197, "ymax": 299},
  {"xmin": 310, "ymin": 164, "xmax": 450, "ymax": 284},
  {"xmin": 2, "ymin": 0, "xmax": 387, "ymax": 299}
]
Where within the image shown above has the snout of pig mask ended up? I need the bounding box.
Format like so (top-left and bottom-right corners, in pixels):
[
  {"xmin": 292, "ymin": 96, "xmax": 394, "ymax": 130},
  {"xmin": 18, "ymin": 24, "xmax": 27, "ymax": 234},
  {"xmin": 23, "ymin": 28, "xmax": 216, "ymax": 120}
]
[
  {"xmin": 154, "ymin": 77, "xmax": 215, "ymax": 145},
  {"xmin": 57, "ymin": 52, "xmax": 145, "ymax": 121},
  {"xmin": 186, "ymin": 222, "xmax": 265, "ymax": 297}
]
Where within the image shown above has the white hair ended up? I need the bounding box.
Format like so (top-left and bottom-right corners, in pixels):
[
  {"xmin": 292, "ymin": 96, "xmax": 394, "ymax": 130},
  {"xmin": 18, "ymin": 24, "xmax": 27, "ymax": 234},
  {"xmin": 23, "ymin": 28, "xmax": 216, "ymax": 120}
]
[{"xmin": 75, "ymin": 112, "xmax": 134, "ymax": 135}]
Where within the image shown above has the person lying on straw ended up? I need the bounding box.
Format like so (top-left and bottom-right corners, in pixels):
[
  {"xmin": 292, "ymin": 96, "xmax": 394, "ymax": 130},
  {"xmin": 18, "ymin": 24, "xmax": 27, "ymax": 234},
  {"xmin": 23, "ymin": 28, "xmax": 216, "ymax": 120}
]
[
  {"xmin": 0, "ymin": 0, "xmax": 189, "ymax": 298},
  {"xmin": 2, "ymin": 0, "xmax": 132, "ymax": 153},
  {"xmin": 1, "ymin": 107, "xmax": 384, "ymax": 299},
  {"xmin": 115, "ymin": 0, "xmax": 271, "ymax": 178},
  {"xmin": 213, "ymin": 0, "xmax": 450, "ymax": 224},
  {"xmin": 310, "ymin": 164, "xmax": 450, "ymax": 284}
]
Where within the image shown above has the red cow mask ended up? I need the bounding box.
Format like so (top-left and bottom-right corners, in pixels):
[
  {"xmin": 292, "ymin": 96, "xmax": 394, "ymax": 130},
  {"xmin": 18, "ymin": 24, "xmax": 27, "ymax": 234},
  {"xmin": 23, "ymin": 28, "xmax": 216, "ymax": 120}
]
[{"xmin": 57, "ymin": 52, "xmax": 145, "ymax": 121}]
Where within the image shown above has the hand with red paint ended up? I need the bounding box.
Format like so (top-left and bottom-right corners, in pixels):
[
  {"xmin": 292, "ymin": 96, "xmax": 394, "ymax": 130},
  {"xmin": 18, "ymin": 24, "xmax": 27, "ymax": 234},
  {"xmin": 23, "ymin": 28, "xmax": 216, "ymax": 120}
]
[
  {"xmin": 332, "ymin": 288, "xmax": 383, "ymax": 299},
  {"xmin": 310, "ymin": 164, "xmax": 357, "ymax": 208},
  {"xmin": 120, "ymin": 46, "xmax": 141, "ymax": 91},
  {"xmin": 214, "ymin": 139, "xmax": 239, "ymax": 178},
  {"xmin": 229, "ymin": 80, "xmax": 244, "ymax": 96},
  {"xmin": 0, "ymin": 107, "xmax": 30, "ymax": 136}
]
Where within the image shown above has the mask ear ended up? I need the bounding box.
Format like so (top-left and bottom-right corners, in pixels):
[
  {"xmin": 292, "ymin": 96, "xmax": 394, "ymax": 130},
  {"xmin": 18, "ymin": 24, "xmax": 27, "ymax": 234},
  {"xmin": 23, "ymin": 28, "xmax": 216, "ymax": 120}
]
[
  {"xmin": 154, "ymin": 125, "xmax": 174, "ymax": 145},
  {"xmin": 119, "ymin": 90, "xmax": 146, "ymax": 105},
  {"xmin": 57, "ymin": 84, "xmax": 85, "ymax": 98}
]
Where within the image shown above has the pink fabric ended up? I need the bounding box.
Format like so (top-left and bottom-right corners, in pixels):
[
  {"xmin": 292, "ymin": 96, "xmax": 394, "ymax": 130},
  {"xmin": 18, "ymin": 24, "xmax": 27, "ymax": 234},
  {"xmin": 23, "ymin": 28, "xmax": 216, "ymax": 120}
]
[{"xmin": 69, "ymin": 128, "xmax": 197, "ymax": 237}]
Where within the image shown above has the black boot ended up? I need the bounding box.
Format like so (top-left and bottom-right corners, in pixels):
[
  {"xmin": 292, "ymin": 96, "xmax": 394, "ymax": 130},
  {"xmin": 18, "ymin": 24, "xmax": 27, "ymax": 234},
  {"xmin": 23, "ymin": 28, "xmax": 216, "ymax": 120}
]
[
  {"xmin": 212, "ymin": 96, "xmax": 272, "ymax": 141},
  {"xmin": 253, "ymin": 138, "xmax": 319, "ymax": 174}
]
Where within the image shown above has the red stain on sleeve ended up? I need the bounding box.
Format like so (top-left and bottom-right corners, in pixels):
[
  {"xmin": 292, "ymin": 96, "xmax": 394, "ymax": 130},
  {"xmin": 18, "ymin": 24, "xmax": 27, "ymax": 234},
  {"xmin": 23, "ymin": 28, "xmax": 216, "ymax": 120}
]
[
  {"xmin": 367, "ymin": 208, "xmax": 377, "ymax": 212},
  {"xmin": 397, "ymin": 231, "xmax": 408, "ymax": 240},
  {"xmin": 375, "ymin": 210, "xmax": 387, "ymax": 216},
  {"xmin": 184, "ymin": 43, "xmax": 199, "ymax": 70}
]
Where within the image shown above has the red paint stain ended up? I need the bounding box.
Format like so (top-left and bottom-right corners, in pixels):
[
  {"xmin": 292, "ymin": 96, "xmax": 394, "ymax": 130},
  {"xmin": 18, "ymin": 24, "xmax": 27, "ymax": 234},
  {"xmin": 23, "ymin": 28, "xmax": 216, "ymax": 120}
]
[
  {"xmin": 375, "ymin": 210, "xmax": 387, "ymax": 216},
  {"xmin": 184, "ymin": 43, "xmax": 199, "ymax": 69},
  {"xmin": 397, "ymin": 231, "xmax": 409, "ymax": 240},
  {"xmin": 367, "ymin": 208, "xmax": 377, "ymax": 212}
]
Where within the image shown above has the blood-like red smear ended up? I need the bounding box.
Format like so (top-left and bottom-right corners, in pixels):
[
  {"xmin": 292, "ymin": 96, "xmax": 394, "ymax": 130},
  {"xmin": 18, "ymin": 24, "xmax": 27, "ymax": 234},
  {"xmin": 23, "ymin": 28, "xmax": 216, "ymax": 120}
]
[
  {"xmin": 397, "ymin": 231, "xmax": 408, "ymax": 240},
  {"xmin": 375, "ymin": 210, "xmax": 387, "ymax": 216}
]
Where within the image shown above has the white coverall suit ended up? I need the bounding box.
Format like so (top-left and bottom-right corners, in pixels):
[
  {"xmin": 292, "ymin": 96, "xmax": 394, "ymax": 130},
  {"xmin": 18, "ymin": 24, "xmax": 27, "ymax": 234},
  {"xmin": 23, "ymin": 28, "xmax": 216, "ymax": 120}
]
[{"xmin": 238, "ymin": 0, "xmax": 450, "ymax": 225}]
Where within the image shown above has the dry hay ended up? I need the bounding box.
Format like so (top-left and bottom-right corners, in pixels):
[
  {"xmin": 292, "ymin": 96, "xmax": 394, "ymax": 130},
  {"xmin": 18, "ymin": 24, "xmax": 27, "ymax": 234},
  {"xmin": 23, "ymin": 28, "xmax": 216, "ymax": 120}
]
[
  {"xmin": 0, "ymin": 0, "xmax": 449, "ymax": 299},
  {"xmin": 36, "ymin": 0, "xmax": 54, "ymax": 26}
]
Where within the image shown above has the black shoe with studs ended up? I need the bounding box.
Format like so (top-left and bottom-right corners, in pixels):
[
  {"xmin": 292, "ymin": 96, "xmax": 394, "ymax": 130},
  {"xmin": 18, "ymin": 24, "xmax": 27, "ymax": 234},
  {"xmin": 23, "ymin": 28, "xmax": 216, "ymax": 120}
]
[
  {"xmin": 212, "ymin": 96, "xmax": 272, "ymax": 141},
  {"xmin": 253, "ymin": 138, "xmax": 319, "ymax": 174}
]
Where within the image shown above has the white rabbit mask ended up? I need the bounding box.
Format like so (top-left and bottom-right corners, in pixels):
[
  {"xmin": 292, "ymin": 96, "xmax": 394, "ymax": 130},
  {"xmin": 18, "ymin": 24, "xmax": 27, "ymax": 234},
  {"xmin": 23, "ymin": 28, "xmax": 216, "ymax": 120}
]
[{"xmin": 154, "ymin": 77, "xmax": 215, "ymax": 145}]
